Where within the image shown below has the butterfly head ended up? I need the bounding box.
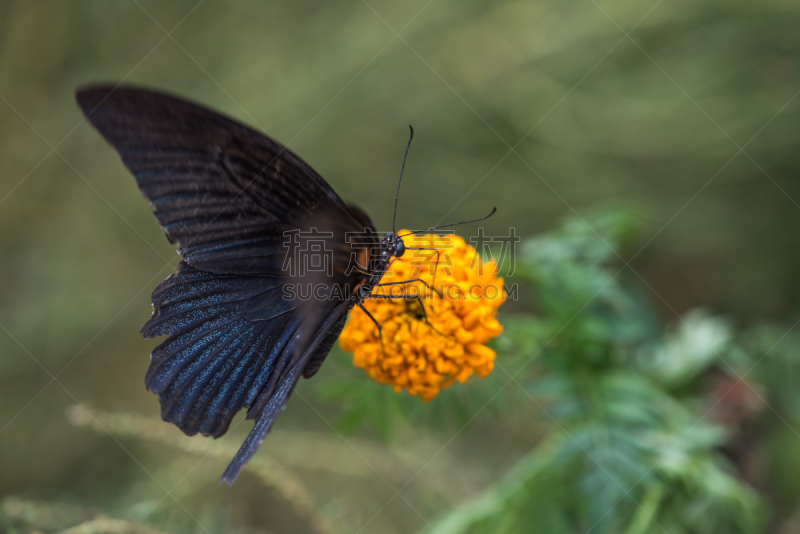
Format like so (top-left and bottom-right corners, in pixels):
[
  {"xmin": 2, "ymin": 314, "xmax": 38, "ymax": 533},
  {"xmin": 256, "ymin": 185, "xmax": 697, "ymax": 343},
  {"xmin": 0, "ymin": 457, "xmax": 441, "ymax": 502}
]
[{"xmin": 381, "ymin": 232, "xmax": 405, "ymax": 260}]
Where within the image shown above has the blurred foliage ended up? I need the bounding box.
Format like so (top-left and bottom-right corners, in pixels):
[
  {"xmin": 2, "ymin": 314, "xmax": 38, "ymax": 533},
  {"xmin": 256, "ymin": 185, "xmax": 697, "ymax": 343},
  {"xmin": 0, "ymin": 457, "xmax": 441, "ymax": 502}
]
[
  {"xmin": 2, "ymin": 0, "xmax": 800, "ymax": 533},
  {"xmin": 0, "ymin": 497, "xmax": 173, "ymax": 534},
  {"xmin": 427, "ymin": 212, "xmax": 766, "ymax": 533}
]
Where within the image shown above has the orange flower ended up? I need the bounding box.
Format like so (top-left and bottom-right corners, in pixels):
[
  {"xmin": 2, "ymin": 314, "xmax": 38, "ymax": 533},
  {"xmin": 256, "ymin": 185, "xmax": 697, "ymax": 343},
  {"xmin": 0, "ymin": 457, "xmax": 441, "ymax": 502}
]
[{"xmin": 339, "ymin": 232, "xmax": 505, "ymax": 401}]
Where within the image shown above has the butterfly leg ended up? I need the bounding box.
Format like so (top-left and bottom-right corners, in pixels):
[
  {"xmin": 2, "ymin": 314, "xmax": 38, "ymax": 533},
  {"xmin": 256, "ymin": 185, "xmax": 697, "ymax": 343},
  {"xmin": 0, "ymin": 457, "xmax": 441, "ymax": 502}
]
[
  {"xmin": 365, "ymin": 294, "xmax": 446, "ymax": 337},
  {"xmin": 405, "ymin": 247, "xmax": 441, "ymax": 286},
  {"xmin": 357, "ymin": 302, "xmax": 386, "ymax": 355}
]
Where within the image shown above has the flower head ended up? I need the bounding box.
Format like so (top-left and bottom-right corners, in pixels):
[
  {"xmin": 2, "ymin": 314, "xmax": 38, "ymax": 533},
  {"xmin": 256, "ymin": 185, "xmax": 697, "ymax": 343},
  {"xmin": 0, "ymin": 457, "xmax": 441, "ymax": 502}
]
[{"xmin": 339, "ymin": 231, "xmax": 505, "ymax": 401}]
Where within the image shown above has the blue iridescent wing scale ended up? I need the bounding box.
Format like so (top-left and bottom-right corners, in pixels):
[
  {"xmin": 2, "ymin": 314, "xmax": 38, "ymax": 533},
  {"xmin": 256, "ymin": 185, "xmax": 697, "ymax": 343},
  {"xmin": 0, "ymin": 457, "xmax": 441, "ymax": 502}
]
[{"xmin": 142, "ymin": 261, "xmax": 299, "ymax": 438}]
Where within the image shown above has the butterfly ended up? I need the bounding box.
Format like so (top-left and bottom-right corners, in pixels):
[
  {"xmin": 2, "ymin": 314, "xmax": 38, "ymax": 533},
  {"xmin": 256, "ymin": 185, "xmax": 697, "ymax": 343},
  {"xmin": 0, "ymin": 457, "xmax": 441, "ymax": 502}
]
[{"xmin": 76, "ymin": 85, "xmax": 494, "ymax": 484}]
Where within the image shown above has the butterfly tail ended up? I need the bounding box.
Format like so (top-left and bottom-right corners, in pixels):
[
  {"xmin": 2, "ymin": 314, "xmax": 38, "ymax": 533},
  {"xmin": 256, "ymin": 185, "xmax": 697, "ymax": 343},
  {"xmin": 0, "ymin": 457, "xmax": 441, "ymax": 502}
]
[
  {"xmin": 220, "ymin": 300, "xmax": 350, "ymax": 485},
  {"xmin": 220, "ymin": 364, "xmax": 299, "ymax": 485}
]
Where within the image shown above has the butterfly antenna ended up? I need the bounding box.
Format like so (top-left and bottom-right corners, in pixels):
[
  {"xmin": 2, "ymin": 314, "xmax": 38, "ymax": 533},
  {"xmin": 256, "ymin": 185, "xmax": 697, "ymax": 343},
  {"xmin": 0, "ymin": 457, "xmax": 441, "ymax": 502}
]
[
  {"xmin": 393, "ymin": 125, "xmax": 414, "ymax": 235},
  {"xmin": 399, "ymin": 207, "xmax": 497, "ymax": 237}
]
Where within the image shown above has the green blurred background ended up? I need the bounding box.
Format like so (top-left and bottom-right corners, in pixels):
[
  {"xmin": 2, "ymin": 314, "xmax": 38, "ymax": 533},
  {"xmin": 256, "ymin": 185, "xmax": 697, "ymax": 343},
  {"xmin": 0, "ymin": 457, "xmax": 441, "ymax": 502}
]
[{"xmin": 1, "ymin": 0, "xmax": 800, "ymax": 532}]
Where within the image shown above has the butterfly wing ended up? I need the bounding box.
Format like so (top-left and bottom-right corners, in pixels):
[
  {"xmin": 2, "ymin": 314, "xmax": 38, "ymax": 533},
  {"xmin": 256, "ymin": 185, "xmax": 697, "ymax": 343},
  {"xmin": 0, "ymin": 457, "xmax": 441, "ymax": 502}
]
[
  {"xmin": 142, "ymin": 261, "xmax": 298, "ymax": 438},
  {"xmin": 76, "ymin": 85, "xmax": 376, "ymax": 483},
  {"xmin": 76, "ymin": 85, "xmax": 354, "ymax": 275}
]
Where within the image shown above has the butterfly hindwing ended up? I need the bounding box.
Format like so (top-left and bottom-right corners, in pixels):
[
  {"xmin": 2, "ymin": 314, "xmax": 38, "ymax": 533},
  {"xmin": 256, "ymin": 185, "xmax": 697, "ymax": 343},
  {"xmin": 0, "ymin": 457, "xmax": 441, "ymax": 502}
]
[{"xmin": 142, "ymin": 261, "xmax": 299, "ymax": 437}]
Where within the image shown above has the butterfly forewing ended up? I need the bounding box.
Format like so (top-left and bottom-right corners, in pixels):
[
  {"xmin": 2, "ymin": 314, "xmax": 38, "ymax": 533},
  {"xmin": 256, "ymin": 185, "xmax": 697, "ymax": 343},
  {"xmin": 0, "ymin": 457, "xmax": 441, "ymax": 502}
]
[{"xmin": 76, "ymin": 86, "xmax": 351, "ymax": 274}]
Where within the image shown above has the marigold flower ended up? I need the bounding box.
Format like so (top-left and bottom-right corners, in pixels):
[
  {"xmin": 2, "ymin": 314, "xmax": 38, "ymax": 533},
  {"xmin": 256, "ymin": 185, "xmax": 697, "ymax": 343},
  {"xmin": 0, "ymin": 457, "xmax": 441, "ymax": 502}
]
[{"xmin": 339, "ymin": 231, "xmax": 505, "ymax": 401}]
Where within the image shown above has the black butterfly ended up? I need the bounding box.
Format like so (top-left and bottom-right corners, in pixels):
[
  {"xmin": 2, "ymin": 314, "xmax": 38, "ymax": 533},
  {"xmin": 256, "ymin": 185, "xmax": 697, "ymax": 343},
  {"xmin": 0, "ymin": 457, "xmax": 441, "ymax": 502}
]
[{"xmin": 76, "ymin": 85, "xmax": 494, "ymax": 484}]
